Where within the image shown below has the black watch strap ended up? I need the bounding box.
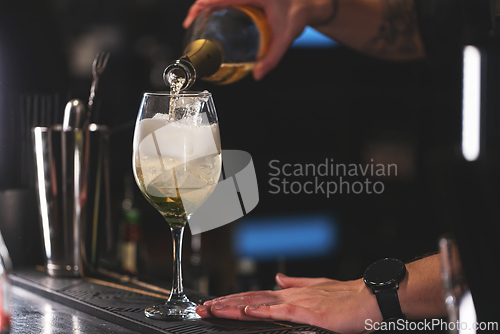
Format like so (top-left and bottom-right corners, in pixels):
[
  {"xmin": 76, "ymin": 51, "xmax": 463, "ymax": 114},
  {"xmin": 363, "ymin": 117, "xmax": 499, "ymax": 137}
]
[{"xmin": 374, "ymin": 288, "xmax": 405, "ymax": 321}]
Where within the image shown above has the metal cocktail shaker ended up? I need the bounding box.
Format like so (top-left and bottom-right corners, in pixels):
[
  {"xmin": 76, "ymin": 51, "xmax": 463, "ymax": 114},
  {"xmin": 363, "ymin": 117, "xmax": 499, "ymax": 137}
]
[{"xmin": 33, "ymin": 124, "xmax": 109, "ymax": 277}]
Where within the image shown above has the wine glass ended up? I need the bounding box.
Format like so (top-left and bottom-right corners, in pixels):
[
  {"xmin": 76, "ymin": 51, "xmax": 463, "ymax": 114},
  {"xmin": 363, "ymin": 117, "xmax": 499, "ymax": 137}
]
[{"xmin": 132, "ymin": 91, "xmax": 221, "ymax": 320}]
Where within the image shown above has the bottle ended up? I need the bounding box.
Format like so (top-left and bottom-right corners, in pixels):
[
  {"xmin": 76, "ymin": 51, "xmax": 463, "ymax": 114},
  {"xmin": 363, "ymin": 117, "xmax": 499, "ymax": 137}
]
[
  {"xmin": 119, "ymin": 208, "xmax": 142, "ymax": 274},
  {"xmin": 118, "ymin": 175, "xmax": 142, "ymax": 274},
  {"xmin": 164, "ymin": 5, "xmax": 271, "ymax": 90}
]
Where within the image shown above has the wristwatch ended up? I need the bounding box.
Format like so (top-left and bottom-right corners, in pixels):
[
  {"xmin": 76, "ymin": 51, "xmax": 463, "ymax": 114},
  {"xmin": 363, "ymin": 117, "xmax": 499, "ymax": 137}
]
[{"xmin": 363, "ymin": 258, "xmax": 407, "ymax": 321}]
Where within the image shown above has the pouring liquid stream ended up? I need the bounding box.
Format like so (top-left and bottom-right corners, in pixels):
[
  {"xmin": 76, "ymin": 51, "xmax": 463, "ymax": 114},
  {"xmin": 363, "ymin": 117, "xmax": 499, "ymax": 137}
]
[{"xmin": 167, "ymin": 72, "xmax": 186, "ymax": 120}]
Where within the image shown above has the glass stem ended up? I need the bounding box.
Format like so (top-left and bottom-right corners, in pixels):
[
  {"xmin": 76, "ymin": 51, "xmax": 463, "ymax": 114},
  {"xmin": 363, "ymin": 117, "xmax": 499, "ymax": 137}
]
[{"xmin": 170, "ymin": 224, "xmax": 185, "ymax": 301}]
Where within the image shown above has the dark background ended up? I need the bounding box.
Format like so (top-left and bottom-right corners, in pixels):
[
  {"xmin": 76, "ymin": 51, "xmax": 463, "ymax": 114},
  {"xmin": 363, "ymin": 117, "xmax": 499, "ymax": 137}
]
[{"xmin": 0, "ymin": 0, "xmax": 464, "ymax": 299}]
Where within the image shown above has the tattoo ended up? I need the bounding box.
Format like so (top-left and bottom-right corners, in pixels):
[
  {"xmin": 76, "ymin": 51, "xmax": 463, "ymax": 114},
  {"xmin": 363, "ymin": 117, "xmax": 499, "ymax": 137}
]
[
  {"xmin": 315, "ymin": 0, "xmax": 340, "ymax": 26},
  {"xmin": 329, "ymin": 0, "xmax": 340, "ymax": 23},
  {"xmin": 363, "ymin": 0, "xmax": 420, "ymax": 58}
]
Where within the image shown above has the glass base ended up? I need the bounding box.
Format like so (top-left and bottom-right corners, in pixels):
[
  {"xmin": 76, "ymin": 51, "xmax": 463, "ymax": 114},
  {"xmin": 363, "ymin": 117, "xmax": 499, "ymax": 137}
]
[{"xmin": 145, "ymin": 295, "xmax": 201, "ymax": 321}]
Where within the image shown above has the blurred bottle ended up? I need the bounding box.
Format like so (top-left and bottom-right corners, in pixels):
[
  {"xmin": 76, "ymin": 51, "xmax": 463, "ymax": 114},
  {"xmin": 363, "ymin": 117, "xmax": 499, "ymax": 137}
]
[
  {"xmin": 189, "ymin": 234, "xmax": 209, "ymax": 295},
  {"xmin": 120, "ymin": 208, "xmax": 142, "ymax": 274},
  {"xmin": 118, "ymin": 176, "xmax": 142, "ymax": 274},
  {"xmin": 237, "ymin": 258, "xmax": 259, "ymax": 292},
  {"xmin": 164, "ymin": 5, "xmax": 271, "ymax": 90},
  {"xmin": 0, "ymin": 231, "xmax": 12, "ymax": 333}
]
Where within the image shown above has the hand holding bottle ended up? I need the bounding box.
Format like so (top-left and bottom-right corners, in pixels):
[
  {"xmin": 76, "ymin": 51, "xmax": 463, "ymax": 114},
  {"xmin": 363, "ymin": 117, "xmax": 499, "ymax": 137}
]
[
  {"xmin": 184, "ymin": 0, "xmax": 426, "ymax": 82},
  {"xmin": 183, "ymin": 0, "xmax": 339, "ymax": 81}
]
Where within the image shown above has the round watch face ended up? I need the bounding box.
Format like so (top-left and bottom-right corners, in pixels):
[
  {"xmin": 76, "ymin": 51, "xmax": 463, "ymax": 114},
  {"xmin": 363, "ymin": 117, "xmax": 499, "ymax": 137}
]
[{"xmin": 363, "ymin": 258, "xmax": 406, "ymax": 288}]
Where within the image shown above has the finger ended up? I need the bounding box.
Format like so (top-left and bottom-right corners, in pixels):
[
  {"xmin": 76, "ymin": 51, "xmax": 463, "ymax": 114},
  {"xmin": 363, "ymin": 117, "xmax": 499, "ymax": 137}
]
[
  {"xmin": 244, "ymin": 303, "xmax": 315, "ymax": 325},
  {"xmin": 183, "ymin": 0, "xmax": 264, "ymax": 28},
  {"xmin": 253, "ymin": 46, "xmax": 284, "ymax": 81},
  {"xmin": 210, "ymin": 304, "xmax": 266, "ymax": 321},
  {"xmin": 253, "ymin": 30, "xmax": 292, "ymax": 81},
  {"xmin": 196, "ymin": 305, "xmax": 214, "ymax": 318},
  {"xmin": 205, "ymin": 290, "xmax": 278, "ymax": 306},
  {"xmin": 194, "ymin": 0, "xmax": 264, "ymax": 7},
  {"xmin": 183, "ymin": 2, "xmax": 207, "ymax": 28},
  {"xmin": 275, "ymin": 273, "xmax": 331, "ymax": 289},
  {"xmin": 205, "ymin": 290, "xmax": 275, "ymax": 304}
]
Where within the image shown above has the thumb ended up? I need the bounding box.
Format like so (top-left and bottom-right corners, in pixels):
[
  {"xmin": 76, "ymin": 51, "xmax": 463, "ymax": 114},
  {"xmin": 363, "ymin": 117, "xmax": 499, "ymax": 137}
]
[
  {"xmin": 275, "ymin": 273, "xmax": 330, "ymax": 289},
  {"xmin": 252, "ymin": 36, "xmax": 289, "ymax": 81}
]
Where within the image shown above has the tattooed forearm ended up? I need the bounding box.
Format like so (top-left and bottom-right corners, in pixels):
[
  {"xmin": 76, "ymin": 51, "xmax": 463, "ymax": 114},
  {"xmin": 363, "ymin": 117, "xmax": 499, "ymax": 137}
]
[{"xmin": 363, "ymin": 0, "xmax": 421, "ymax": 58}]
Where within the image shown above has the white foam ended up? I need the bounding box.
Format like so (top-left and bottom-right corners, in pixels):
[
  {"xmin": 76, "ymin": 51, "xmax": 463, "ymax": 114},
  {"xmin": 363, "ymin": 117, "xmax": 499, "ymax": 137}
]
[{"xmin": 137, "ymin": 117, "xmax": 219, "ymax": 156}]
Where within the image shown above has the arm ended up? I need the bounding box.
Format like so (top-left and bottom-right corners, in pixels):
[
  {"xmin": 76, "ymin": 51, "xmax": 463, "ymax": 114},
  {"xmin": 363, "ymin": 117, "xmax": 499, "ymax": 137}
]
[
  {"xmin": 399, "ymin": 254, "xmax": 447, "ymax": 319},
  {"xmin": 196, "ymin": 254, "xmax": 447, "ymax": 334},
  {"xmin": 314, "ymin": 0, "xmax": 425, "ymax": 61},
  {"xmin": 183, "ymin": 0, "xmax": 426, "ymax": 80}
]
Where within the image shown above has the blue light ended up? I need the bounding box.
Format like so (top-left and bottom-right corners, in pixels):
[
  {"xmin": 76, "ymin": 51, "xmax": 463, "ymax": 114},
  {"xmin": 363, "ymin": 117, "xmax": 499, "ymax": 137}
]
[
  {"xmin": 233, "ymin": 213, "xmax": 339, "ymax": 260},
  {"xmin": 292, "ymin": 26, "xmax": 338, "ymax": 49}
]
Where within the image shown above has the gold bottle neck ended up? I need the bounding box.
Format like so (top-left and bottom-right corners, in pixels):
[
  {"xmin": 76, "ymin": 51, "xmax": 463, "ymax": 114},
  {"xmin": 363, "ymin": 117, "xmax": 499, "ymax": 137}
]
[
  {"xmin": 163, "ymin": 39, "xmax": 223, "ymax": 91},
  {"xmin": 163, "ymin": 58, "xmax": 197, "ymax": 90}
]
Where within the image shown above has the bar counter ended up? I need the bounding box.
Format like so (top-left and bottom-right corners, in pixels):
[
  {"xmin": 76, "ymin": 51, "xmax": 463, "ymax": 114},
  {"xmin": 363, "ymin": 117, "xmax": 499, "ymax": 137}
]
[
  {"xmin": 8, "ymin": 270, "xmax": 337, "ymax": 334},
  {"xmin": 11, "ymin": 286, "xmax": 138, "ymax": 334}
]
